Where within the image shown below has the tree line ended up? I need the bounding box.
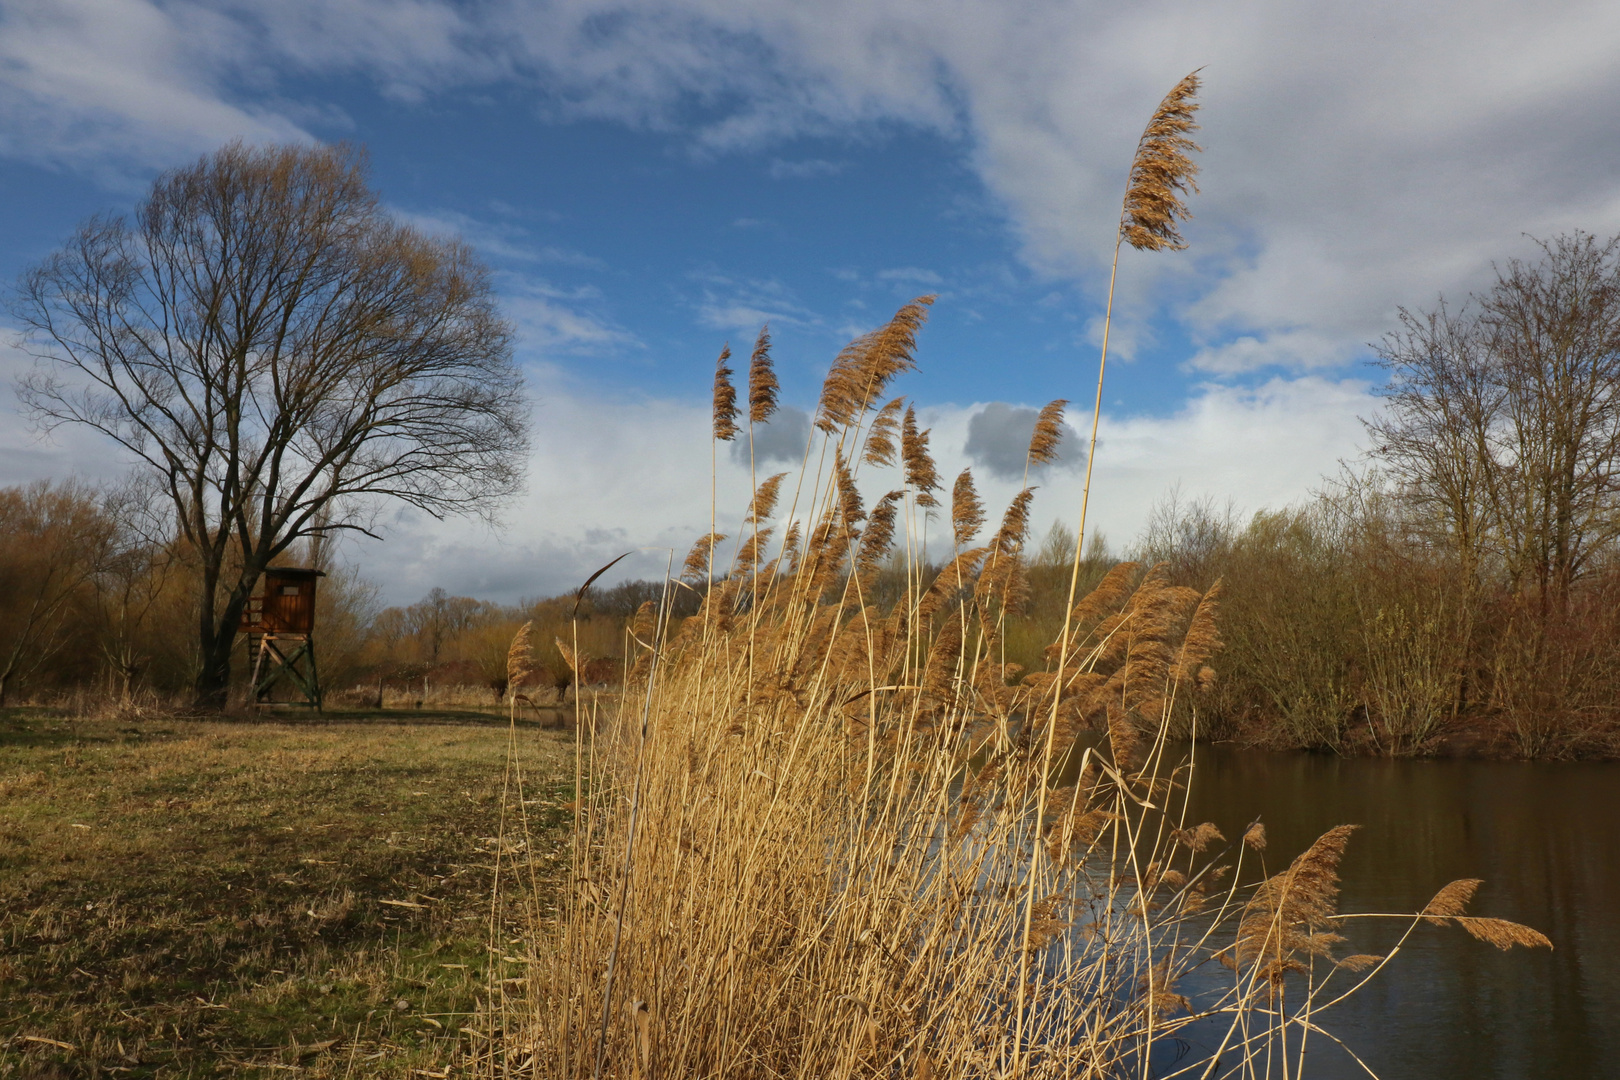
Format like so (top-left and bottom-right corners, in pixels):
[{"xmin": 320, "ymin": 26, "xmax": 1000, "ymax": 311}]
[{"xmin": 0, "ymin": 492, "xmax": 685, "ymax": 710}]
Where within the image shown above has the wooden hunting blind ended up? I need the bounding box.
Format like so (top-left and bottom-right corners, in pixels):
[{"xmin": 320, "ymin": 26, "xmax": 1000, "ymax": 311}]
[{"xmin": 239, "ymin": 567, "xmax": 325, "ymax": 709}]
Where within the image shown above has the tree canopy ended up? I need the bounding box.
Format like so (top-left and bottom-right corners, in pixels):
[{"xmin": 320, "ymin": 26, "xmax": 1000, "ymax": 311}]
[{"xmin": 14, "ymin": 141, "xmax": 528, "ymax": 705}]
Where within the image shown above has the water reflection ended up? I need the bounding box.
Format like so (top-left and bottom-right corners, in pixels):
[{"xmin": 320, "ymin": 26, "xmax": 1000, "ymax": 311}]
[{"xmin": 1174, "ymin": 745, "xmax": 1619, "ymax": 1079}]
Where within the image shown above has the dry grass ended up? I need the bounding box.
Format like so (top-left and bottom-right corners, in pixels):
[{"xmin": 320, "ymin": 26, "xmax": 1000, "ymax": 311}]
[
  {"xmin": 487, "ymin": 298, "xmax": 1549, "ymax": 1080},
  {"xmin": 0, "ymin": 707, "xmax": 572, "ymax": 1078}
]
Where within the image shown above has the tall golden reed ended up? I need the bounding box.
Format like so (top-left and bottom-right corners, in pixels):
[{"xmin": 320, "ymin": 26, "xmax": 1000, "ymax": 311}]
[
  {"xmin": 487, "ymin": 298, "xmax": 1546, "ymax": 1080},
  {"xmin": 479, "ymin": 73, "xmax": 1547, "ymax": 1080},
  {"xmin": 1062, "ymin": 67, "xmax": 1203, "ymax": 622}
]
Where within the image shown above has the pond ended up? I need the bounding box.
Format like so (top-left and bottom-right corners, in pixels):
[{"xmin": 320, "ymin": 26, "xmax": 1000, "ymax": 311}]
[{"xmin": 1172, "ymin": 743, "xmax": 1619, "ymax": 1078}]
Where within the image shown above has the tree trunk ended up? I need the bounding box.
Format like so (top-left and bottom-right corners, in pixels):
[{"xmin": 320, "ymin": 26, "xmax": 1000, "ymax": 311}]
[{"xmin": 192, "ymin": 587, "xmax": 252, "ymax": 710}]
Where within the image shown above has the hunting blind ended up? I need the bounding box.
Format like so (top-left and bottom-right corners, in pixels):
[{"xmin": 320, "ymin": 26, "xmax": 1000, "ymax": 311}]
[{"xmin": 239, "ymin": 567, "xmax": 325, "ymax": 709}]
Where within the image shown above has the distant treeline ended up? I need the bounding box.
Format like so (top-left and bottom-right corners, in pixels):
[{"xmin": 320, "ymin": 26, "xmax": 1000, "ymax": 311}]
[
  {"xmin": 7, "ymin": 473, "xmax": 1619, "ymax": 757},
  {"xmin": 0, "ymin": 482, "xmax": 682, "ymax": 708}
]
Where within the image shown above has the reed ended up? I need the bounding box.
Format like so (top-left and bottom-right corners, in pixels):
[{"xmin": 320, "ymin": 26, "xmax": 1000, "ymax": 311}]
[
  {"xmin": 490, "ymin": 73, "xmax": 1545, "ymax": 1080},
  {"xmin": 490, "ymin": 312, "xmax": 1546, "ymax": 1080}
]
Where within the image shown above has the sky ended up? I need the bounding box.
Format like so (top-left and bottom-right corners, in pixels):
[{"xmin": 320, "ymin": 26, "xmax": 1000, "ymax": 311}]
[{"xmin": 5, "ymin": 0, "xmax": 1620, "ymax": 606}]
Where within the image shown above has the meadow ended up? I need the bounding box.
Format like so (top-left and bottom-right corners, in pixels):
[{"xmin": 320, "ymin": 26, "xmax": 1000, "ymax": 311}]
[{"xmin": 0, "ymin": 706, "xmax": 573, "ymax": 1078}]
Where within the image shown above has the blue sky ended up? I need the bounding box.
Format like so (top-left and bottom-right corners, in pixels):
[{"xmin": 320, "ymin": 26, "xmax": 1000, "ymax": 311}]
[{"xmin": 6, "ymin": 0, "xmax": 1620, "ymax": 604}]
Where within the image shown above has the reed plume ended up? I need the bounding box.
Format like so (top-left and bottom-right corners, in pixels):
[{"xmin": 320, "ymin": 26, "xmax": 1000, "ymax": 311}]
[
  {"xmin": 1231, "ymin": 825, "xmax": 1357, "ymax": 985},
  {"xmin": 744, "ymin": 472, "xmax": 787, "ymax": 526},
  {"xmin": 901, "ymin": 405, "xmax": 941, "ymax": 508},
  {"xmin": 950, "ymin": 469, "xmax": 985, "ymax": 548},
  {"xmin": 552, "ymin": 635, "xmax": 582, "ymax": 680},
  {"xmin": 712, "ymin": 346, "xmax": 739, "ymax": 442},
  {"xmin": 991, "ymin": 486, "xmax": 1036, "ymax": 561},
  {"xmin": 629, "ymin": 601, "xmax": 657, "ymax": 648},
  {"xmin": 1121, "ymin": 71, "xmax": 1203, "ymax": 252},
  {"xmin": 505, "ymin": 620, "xmax": 533, "ymax": 702},
  {"xmin": 855, "ymin": 491, "xmax": 902, "ymax": 578},
  {"xmin": 834, "ymin": 449, "xmax": 865, "ymax": 529},
  {"xmin": 816, "ymin": 297, "xmax": 933, "ymax": 434},
  {"xmin": 1171, "ymin": 821, "xmax": 1224, "ymax": 853},
  {"xmin": 682, "ymin": 532, "xmax": 726, "ymax": 582},
  {"xmin": 703, "ymin": 344, "xmax": 741, "ymax": 605},
  {"xmin": 977, "ymin": 488, "xmax": 1037, "ymax": 626},
  {"xmin": 1051, "ymin": 69, "xmax": 1206, "ymax": 764},
  {"xmin": 862, "ymin": 396, "xmax": 906, "ymax": 469},
  {"xmin": 747, "ymin": 325, "xmax": 778, "ymax": 425},
  {"xmin": 1421, "ymin": 878, "xmax": 1551, "ymax": 949},
  {"xmin": 1026, "ymin": 398, "xmax": 1070, "ymax": 470},
  {"xmin": 1422, "ymin": 878, "xmax": 1482, "ymax": 925},
  {"xmin": 733, "ymin": 526, "xmax": 773, "ymax": 572},
  {"xmin": 1174, "ymin": 579, "xmax": 1224, "ymax": 684}
]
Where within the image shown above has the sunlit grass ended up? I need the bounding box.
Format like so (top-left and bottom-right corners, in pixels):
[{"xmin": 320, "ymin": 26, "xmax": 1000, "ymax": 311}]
[{"xmin": 0, "ymin": 708, "xmax": 572, "ymax": 1077}]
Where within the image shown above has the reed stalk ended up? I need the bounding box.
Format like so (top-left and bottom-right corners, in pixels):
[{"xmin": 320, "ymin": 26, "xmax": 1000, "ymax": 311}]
[
  {"xmin": 500, "ymin": 74, "xmax": 1545, "ymax": 1080},
  {"xmin": 502, "ymin": 307, "xmax": 1545, "ymax": 1079}
]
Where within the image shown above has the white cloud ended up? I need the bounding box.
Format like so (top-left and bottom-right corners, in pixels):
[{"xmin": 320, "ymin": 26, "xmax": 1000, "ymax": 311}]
[
  {"xmin": 1185, "ymin": 329, "xmax": 1358, "ymax": 375},
  {"xmin": 11, "ymin": 0, "xmax": 1620, "ymax": 595},
  {"xmin": 393, "ymin": 207, "xmax": 607, "ymax": 268},
  {"xmin": 906, "ymin": 375, "xmax": 1368, "ymax": 552},
  {"xmin": 690, "ymin": 272, "xmax": 822, "ymax": 333},
  {"xmin": 11, "ymin": 0, "xmax": 1620, "ymax": 376},
  {"xmin": 500, "ymin": 279, "xmax": 640, "ymax": 356},
  {"xmin": 0, "ymin": 334, "xmax": 138, "ymax": 485},
  {"xmin": 767, "ymin": 157, "xmax": 847, "ymax": 179},
  {"xmin": 345, "ymin": 373, "xmax": 1372, "ymax": 604},
  {"xmin": 0, "ymin": 0, "xmax": 309, "ymax": 173},
  {"xmin": 3, "ymin": 310, "xmax": 1373, "ymax": 604},
  {"xmin": 349, "ymin": 375, "xmax": 753, "ymax": 603}
]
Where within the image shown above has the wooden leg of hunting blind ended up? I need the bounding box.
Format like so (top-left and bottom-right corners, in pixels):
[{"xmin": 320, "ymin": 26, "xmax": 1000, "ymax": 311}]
[{"xmin": 249, "ymin": 633, "xmax": 323, "ymax": 710}]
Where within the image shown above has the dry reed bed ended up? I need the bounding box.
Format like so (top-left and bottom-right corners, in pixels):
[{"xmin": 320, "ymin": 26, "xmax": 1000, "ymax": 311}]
[
  {"xmin": 498, "ymin": 73, "xmax": 1546, "ymax": 1078},
  {"xmin": 494, "ymin": 294, "xmax": 1549, "ymax": 1079}
]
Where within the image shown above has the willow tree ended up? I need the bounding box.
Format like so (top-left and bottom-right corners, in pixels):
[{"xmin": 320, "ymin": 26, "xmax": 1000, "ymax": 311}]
[{"xmin": 15, "ymin": 141, "xmax": 528, "ymax": 707}]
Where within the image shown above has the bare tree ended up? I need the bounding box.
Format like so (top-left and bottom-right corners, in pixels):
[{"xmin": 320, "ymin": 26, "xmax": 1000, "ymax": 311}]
[
  {"xmin": 1367, "ymin": 232, "xmax": 1620, "ymax": 612},
  {"xmin": 0, "ymin": 481, "xmax": 110, "ymax": 706},
  {"xmin": 404, "ymin": 587, "xmax": 497, "ymax": 664},
  {"xmin": 1364, "ymin": 299, "xmax": 1501, "ymax": 586},
  {"xmin": 92, "ymin": 476, "xmax": 182, "ymax": 704},
  {"xmin": 1483, "ymin": 234, "xmax": 1620, "ymax": 607},
  {"xmin": 13, "ymin": 142, "xmax": 527, "ymax": 706}
]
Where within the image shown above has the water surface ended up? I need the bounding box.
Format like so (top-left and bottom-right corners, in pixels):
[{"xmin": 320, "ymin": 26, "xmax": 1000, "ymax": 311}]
[{"xmin": 1172, "ymin": 745, "xmax": 1619, "ymax": 1078}]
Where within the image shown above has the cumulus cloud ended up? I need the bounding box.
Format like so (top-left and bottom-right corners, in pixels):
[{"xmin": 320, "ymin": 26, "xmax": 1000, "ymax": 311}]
[
  {"xmin": 4, "ymin": 319, "xmax": 1373, "ymax": 604},
  {"xmin": 730, "ymin": 405, "xmax": 812, "ymax": 466},
  {"xmin": 335, "ymin": 374, "xmax": 1370, "ymax": 605},
  {"xmin": 10, "ymin": 0, "xmax": 1620, "ymax": 375},
  {"xmin": 963, "ymin": 401, "xmax": 1081, "ymax": 481}
]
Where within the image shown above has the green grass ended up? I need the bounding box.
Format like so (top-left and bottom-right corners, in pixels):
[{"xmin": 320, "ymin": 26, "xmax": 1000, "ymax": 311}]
[{"xmin": 0, "ymin": 707, "xmax": 574, "ymax": 1079}]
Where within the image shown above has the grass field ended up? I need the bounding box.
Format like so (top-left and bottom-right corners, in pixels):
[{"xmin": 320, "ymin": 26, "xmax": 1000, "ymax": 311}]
[{"xmin": 0, "ymin": 706, "xmax": 574, "ymax": 1079}]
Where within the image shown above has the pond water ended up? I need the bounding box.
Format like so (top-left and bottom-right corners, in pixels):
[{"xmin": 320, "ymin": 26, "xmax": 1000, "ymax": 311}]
[{"xmin": 1170, "ymin": 744, "xmax": 1620, "ymax": 1079}]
